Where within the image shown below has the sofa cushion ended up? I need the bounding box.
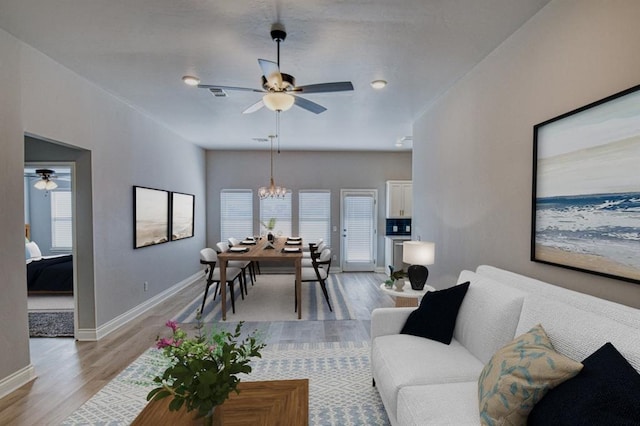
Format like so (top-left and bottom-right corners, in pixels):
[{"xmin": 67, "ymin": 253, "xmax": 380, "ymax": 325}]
[
  {"xmin": 478, "ymin": 324, "xmax": 583, "ymax": 426},
  {"xmin": 528, "ymin": 342, "xmax": 640, "ymax": 425},
  {"xmin": 372, "ymin": 334, "xmax": 484, "ymax": 423},
  {"xmin": 516, "ymin": 295, "xmax": 640, "ymax": 372},
  {"xmin": 397, "ymin": 382, "xmax": 480, "ymax": 426},
  {"xmin": 454, "ymin": 270, "xmax": 527, "ymax": 364},
  {"xmin": 400, "ymin": 281, "xmax": 470, "ymax": 344}
]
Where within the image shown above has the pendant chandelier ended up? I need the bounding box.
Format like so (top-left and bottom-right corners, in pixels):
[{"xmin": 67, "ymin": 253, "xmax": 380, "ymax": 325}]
[{"xmin": 258, "ymin": 112, "xmax": 288, "ymax": 199}]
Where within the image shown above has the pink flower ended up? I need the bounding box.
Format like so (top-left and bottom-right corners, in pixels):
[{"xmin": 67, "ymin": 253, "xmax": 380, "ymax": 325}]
[
  {"xmin": 165, "ymin": 320, "xmax": 178, "ymax": 332},
  {"xmin": 156, "ymin": 337, "xmax": 174, "ymax": 349}
]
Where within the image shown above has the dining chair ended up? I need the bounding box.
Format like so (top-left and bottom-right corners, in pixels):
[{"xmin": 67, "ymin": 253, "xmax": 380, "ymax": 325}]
[
  {"xmin": 302, "ymin": 241, "xmax": 327, "ymax": 267},
  {"xmin": 296, "ymin": 247, "xmax": 333, "ymax": 312},
  {"xmin": 228, "ymin": 237, "xmax": 257, "ymax": 282},
  {"xmin": 199, "ymin": 248, "xmax": 243, "ymax": 314},
  {"xmin": 216, "ymin": 241, "xmax": 251, "ymax": 296}
]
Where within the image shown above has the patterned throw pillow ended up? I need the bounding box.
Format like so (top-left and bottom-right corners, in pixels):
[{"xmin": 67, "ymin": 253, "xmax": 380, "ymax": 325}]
[{"xmin": 477, "ymin": 324, "xmax": 583, "ymax": 426}]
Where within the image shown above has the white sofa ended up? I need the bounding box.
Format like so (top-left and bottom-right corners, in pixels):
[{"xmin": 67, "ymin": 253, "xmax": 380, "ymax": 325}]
[{"xmin": 370, "ymin": 265, "xmax": 640, "ymax": 426}]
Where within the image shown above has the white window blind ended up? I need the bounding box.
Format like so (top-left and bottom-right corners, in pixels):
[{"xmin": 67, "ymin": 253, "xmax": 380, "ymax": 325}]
[
  {"xmin": 51, "ymin": 191, "xmax": 72, "ymax": 250},
  {"xmin": 299, "ymin": 190, "xmax": 331, "ymax": 245},
  {"xmin": 220, "ymin": 190, "xmax": 253, "ymax": 241},
  {"xmin": 260, "ymin": 192, "xmax": 292, "ymax": 237}
]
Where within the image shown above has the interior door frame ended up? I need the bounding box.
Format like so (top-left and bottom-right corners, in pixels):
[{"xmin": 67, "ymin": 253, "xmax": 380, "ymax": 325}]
[{"xmin": 340, "ymin": 189, "xmax": 378, "ymax": 271}]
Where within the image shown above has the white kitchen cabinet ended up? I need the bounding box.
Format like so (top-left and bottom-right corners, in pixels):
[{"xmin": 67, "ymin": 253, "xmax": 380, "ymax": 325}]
[{"xmin": 386, "ymin": 180, "xmax": 412, "ymax": 218}]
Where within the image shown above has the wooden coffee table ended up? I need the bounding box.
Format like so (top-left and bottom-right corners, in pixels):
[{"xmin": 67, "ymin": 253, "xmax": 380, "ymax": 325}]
[{"xmin": 131, "ymin": 379, "xmax": 309, "ymax": 425}]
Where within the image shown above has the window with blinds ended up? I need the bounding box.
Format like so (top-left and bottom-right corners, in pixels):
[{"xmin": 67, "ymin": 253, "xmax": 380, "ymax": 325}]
[
  {"xmin": 220, "ymin": 190, "xmax": 253, "ymax": 241},
  {"xmin": 260, "ymin": 192, "xmax": 292, "ymax": 237},
  {"xmin": 51, "ymin": 191, "xmax": 72, "ymax": 250},
  {"xmin": 299, "ymin": 190, "xmax": 331, "ymax": 245}
]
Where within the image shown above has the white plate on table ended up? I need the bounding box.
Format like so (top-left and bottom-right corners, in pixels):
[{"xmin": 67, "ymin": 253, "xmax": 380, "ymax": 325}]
[
  {"xmin": 229, "ymin": 247, "xmax": 249, "ymax": 252},
  {"xmin": 283, "ymin": 247, "xmax": 301, "ymax": 252},
  {"xmin": 285, "ymin": 241, "xmax": 302, "ymax": 245}
]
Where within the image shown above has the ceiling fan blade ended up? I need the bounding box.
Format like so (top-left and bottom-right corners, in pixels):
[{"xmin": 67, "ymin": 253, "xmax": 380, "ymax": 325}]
[
  {"xmin": 197, "ymin": 84, "xmax": 263, "ymax": 93},
  {"xmin": 293, "ymin": 96, "xmax": 327, "ymax": 114},
  {"xmin": 242, "ymin": 99, "xmax": 265, "ymax": 114},
  {"xmin": 258, "ymin": 59, "xmax": 283, "ymax": 90},
  {"xmin": 293, "ymin": 81, "xmax": 354, "ymax": 94}
]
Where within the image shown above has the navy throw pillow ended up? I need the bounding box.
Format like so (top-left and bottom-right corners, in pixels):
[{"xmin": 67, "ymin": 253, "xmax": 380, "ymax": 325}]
[
  {"xmin": 400, "ymin": 281, "xmax": 470, "ymax": 344},
  {"xmin": 528, "ymin": 342, "xmax": 640, "ymax": 425}
]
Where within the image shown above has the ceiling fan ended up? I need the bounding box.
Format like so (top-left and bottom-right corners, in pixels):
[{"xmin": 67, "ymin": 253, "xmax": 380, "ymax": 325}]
[{"xmin": 184, "ymin": 23, "xmax": 354, "ymax": 114}]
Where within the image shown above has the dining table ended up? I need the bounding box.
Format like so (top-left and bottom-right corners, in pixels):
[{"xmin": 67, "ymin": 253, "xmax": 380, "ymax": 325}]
[{"xmin": 217, "ymin": 236, "xmax": 304, "ymax": 320}]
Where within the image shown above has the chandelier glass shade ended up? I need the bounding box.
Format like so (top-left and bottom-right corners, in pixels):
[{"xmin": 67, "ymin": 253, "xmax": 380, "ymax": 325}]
[{"xmin": 262, "ymin": 92, "xmax": 295, "ymax": 112}]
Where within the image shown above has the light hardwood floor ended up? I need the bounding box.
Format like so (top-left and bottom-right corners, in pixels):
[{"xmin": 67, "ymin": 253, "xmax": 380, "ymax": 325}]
[{"xmin": 0, "ymin": 272, "xmax": 394, "ymax": 425}]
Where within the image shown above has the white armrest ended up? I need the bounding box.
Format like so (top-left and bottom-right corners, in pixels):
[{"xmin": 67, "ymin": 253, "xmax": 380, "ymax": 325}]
[{"xmin": 371, "ymin": 307, "xmax": 415, "ymax": 340}]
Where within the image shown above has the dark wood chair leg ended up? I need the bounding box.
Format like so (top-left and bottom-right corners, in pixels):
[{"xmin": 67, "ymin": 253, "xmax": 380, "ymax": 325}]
[
  {"xmin": 228, "ymin": 281, "xmax": 236, "ymax": 313},
  {"xmin": 319, "ymin": 281, "xmax": 333, "ymax": 312},
  {"xmin": 201, "ymin": 282, "xmax": 211, "ymax": 313}
]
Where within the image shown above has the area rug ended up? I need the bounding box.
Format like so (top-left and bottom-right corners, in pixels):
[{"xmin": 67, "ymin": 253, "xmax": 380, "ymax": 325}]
[
  {"xmin": 61, "ymin": 341, "xmax": 390, "ymax": 425},
  {"xmin": 28, "ymin": 311, "xmax": 74, "ymax": 337},
  {"xmin": 173, "ymin": 274, "xmax": 356, "ymax": 323}
]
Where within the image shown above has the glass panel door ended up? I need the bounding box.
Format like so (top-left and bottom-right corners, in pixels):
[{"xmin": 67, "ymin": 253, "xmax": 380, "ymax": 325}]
[{"xmin": 341, "ymin": 189, "xmax": 377, "ymax": 271}]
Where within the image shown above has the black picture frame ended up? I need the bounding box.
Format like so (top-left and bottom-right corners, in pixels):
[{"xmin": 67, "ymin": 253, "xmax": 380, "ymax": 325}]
[
  {"xmin": 531, "ymin": 84, "xmax": 640, "ymax": 285},
  {"xmin": 133, "ymin": 186, "xmax": 170, "ymax": 249},
  {"xmin": 171, "ymin": 191, "xmax": 195, "ymax": 241}
]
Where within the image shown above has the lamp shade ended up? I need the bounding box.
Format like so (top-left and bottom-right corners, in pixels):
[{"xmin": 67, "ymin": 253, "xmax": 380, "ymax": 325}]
[
  {"xmin": 263, "ymin": 92, "xmax": 295, "ymax": 112},
  {"xmin": 403, "ymin": 241, "xmax": 435, "ymax": 265}
]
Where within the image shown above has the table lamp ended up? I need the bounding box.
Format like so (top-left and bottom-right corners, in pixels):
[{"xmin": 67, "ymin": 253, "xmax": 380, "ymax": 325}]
[{"xmin": 403, "ymin": 241, "xmax": 435, "ymax": 290}]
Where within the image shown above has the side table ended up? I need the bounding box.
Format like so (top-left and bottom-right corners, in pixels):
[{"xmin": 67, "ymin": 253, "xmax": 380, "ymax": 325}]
[{"xmin": 380, "ymin": 282, "xmax": 435, "ymax": 307}]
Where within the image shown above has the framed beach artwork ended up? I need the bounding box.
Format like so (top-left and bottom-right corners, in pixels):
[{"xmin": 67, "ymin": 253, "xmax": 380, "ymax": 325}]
[
  {"xmin": 170, "ymin": 192, "xmax": 195, "ymax": 241},
  {"xmin": 532, "ymin": 84, "xmax": 640, "ymax": 284},
  {"xmin": 134, "ymin": 186, "xmax": 170, "ymax": 249}
]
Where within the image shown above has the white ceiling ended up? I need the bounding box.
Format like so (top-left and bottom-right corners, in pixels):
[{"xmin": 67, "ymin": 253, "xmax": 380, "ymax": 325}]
[{"xmin": 0, "ymin": 0, "xmax": 549, "ymax": 151}]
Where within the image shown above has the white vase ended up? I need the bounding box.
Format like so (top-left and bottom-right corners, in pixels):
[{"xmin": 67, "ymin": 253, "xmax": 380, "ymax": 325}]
[{"xmin": 394, "ymin": 280, "xmax": 405, "ymax": 292}]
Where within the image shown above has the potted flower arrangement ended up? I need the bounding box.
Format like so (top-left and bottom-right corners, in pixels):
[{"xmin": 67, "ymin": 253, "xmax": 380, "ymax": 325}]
[
  {"xmin": 147, "ymin": 316, "xmax": 265, "ymax": 425},
  {"xmin": 385, "ymin": 265, "xmax": 407, "ymax": 291},
  {"xmin": 260, "ymin": 217, "xmax": 277, "ymax": 242}
]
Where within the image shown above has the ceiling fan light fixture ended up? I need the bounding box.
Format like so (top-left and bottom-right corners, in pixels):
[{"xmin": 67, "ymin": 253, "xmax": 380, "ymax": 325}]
[
  {"xmin": 370, "ymin": 79, "xmax": 387, "ymax": 89},
  {"xmin": 182, "ymin": 75, "xmax": 201, "ymax": 86},
  {"xmin": 263, "ymin": 92, "xmax": 295, "ymax": 112},
  {"xmin": 34, "ymin": 168, "xmax": 58, "ymax": 190}
]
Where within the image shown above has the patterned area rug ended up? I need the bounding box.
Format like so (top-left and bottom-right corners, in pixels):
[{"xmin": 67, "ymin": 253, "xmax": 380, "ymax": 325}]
[
  {"xmin": 62, "ymin": 341, "xmax": 389, "ymax": 425},
  {"xmin": 28, "ymin": 311, "xmax": 74, "ymax": 337},
  {"xmin": 173, "ymin": 274, "xmax": 355, "ymax": 323}
]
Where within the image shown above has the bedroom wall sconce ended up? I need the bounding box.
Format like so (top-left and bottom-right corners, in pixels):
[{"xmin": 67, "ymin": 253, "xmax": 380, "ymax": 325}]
[
  {"xmin": 403, "ymin": 241, "xmax": 435, "ymax": 290},
  {"xmin": 34, "ymin": 169, "xmax": 58, "ymax": 191}
]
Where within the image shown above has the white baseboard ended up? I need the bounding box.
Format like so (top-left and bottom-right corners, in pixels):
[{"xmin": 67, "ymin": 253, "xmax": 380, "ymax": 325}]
[
  {"xmin": 0, "ymin": 363, "xmax": 36, "ymax": 400},
  {"xmin": 75, "ymin": 271, "xmax": 203, "ymax": 342}
]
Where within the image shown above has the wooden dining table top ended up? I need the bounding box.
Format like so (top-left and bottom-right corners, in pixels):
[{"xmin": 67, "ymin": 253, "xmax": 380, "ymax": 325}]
[{"xmin": 217, "ymin": 237, "xmax": 304, "ymax": 261}]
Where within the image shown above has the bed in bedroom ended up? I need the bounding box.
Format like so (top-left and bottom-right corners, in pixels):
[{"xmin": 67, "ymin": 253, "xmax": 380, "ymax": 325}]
[{"xmin": 25, "ymin": 226, "xmax": 73, "ymax": 294}]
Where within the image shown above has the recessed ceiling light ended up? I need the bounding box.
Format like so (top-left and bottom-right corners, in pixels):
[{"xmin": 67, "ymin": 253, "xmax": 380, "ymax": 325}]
[
  {"xmin": 370, "ymin": 80, "xmax": 387, "ymax": 89},
  {"xmin": 182, "ymin": 75, "xmax": 200, "ymax": 86}
]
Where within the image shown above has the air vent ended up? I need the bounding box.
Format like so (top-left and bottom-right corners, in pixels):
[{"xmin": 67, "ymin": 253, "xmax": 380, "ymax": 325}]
[
  {"xmin": 208, "ymin": 88, "xmax": 227, "ymax": 97},
  {"xmin": 252, "ymin": 138, "xmax": 269, "ymax": 143}
]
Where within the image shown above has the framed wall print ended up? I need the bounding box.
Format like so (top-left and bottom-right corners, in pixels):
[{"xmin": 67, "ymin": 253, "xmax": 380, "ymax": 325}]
[
  {"xmin": 133, "ymin": 186, "xmax": 170, "ymax": 249},
  {"xmin": 532, "ymin": 84, "xmax": 640, "ymax": 284},
  {"xmin": 171, "ymin": 191, "xmax": 195, "ymax": 241}
]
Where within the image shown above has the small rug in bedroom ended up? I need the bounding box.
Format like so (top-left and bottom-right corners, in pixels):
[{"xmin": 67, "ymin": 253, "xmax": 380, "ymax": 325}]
[
  {"xmin": 61, "ymin": 341, "xmax": 389, "ymax": 426},
  {"xmin": 173, "ymin": 273, "xmax": 356, "ymax": 323},
  {"xmin": 28, "ymin": 311, "xmax": 74, "ymax": 337}
]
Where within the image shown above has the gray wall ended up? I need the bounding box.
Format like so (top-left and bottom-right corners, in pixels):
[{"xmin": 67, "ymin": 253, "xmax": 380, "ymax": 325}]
[
  {"xmin": 206, "ymin": 150, "xmax": 412, "ymax": 268},
  {"xmin": 413, "ymin": 0, "xmax": 640, "ymax": 308},
  {"xmin": 0, "ymin": 27, "xmax": 206, "ymax": 391}
]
